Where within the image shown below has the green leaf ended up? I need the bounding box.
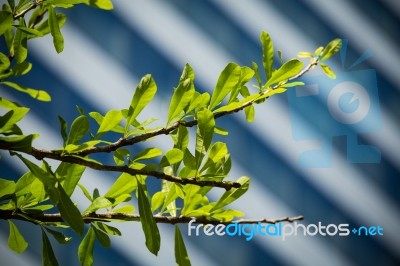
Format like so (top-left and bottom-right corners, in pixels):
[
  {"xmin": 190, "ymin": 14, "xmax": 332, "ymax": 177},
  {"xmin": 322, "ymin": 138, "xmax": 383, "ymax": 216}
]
[
  {"xmin": 256, "ymin": 87, "xmax": 287, "ymax": 101},
  {"xmin": 125, "ymin": 74, "xmax": 157, "ymax": 132},
  {"xmin": 132, "ymin": 147, "xmax": 162, "ymax": 162},
  {"xmin": 56, "ymin": 183, "xmax": 84, "ymax": 235},
  {"xmin": 78, "ymin": 226, "xmax": 96, "ymax": 266},
  {"xmin": 320, "ymin": 38, "xmax": 342, "ymax": 61},
  {"xmin": 297, "ymin": 51, "xmax": 313, "ymax": 58},
  {"xmin": 209, "ymin": 63, "xmax": 241, "ymax": 110},
  {"xmin": 168, "ymin": 78, "xmax": 194, "ymax": 125},
  {"xmin": 96, "ymin": 110, "xmax": 123, "ymax": 136},
  {"xmin": 44, "ymin": 227, "xmax": 72, "ymax": 244},
  {"xmin": 8, "ymin": 220, "xmax": 28, "ymax": 254},
  {"xmin": 112, "ymin": 205, "xmax": 134, "ymax": 214},
  {"xmin": 41, "ymin": 229, "xmax": 59, "ymax": 266},
  {"xmin": 266, "ymin": 59, "xmax": 303, "ymax": 86},
  {"xmin": 281, "ymin": 81, "xmax": 305, "ymax": 88},
  {"xmin": 195, "ymin": 108, "xmax": 215, "ymax": 169},
  {"xmin": 0, "ymin": 107, "xmax": 29, "ymax": 133},
  {"xmin": 113, "ymin": 148, "xmax": 129, "ymax": 165},
  {"xmin": 0, "ymin": 11, "xmax": 13, "ymax": 36},
  {"xmin": 78, "ymin": 183, "xmax": 92, "ymax": 201},
  {"xmin": 244, "ymin": 105, "xmax": 254, "ymax": 122},
  {"xmin": 35, "ymin": 13, "xmax": 67, "ymax": 37},
  {"xmin": 175, "ymin": 225, "xmax": 191, "ymax": 266},
  {"xmin": 58, "ymin": 116, "xmax": 68, "ymax": 146},
  {"xmin": 46, "ymin": 0, "xmax": 87, "ymax": 5},
  {"xmin": 48, "ymin": 6, "xmax": 64, "ymax": 53},
  {"xmin": 160, "ymin": 148, "xmax": 184, "ymax": 167},
  {"xmin": 260, "ymin": 31, "xmax": 274, "ymax": 79},
  {"xmin": 104, "ymin": 173, "xmax": 137, "ymax": 198},
  {"xmin": 151, "ymin": 191, "xmax": 165, "ymax": 212},
  {"xmin": 252, "ymin": 62, "xmax": 262, "ymax": 89},
  {"xmin": 94, "ymin": 222, "xmax": 121, "ymax": 236},
  {"xmin": 56, "ymin": 162, "xmax": 86, "ymax": 196},
  {"xmin": 14, "ymin": 26, "xmax": 44, "ymax": 37},
  {"xmin": 211, "ymin": 176, "xmax": 250, "ymax": 211},
  {"xmin": 0, "ymin": 135, "xmax": 38, "ymax": 153},
  {"xmin": 83, "ymin": 196, "xmax": 113, "ymax": 215},
  {"xmin": 213, "ymin": 94, "xmax": 258, "ymax": 114},
  {"xmin": 92, "ymin": 225, "xmax": 111, "ymax": 247},
  {"xmin": 15, "ymin": 156, "xmax": 59, "ymax": 203},
  {"xmin": 137, "ymin": 182, "xmax": 160, "ymax": 255},
  {"xmin": 201, "ymin": 142, "xmax": 228, "ymax": 172},
  {"xmin": 314, "ymin": 46, "xmax": 324, "ymax": 57},
  {"xmin": 320, "ymin": 63, "xmax": 336, "ymax": 79},
  {"xmin": 13, "ymin": 18, "xmax": 28, "ymax": 63},
  {"xmin": 1, "ymin": 81, "xmax": 51, "ymax": 101},
  {"xmin": 179, "ymin": 63, "xmax": 195, "ymax": 81},
  {"xmin": 186, "ymin": 92, "xmax": 210, "ymax": 113},
  {"xmin": 0, "ymin": 52, "xmax": 10, "ymax": 72},
  {"xmin": 11, "ymin": 61, "xmax": 32, "ymax": 76},
  {"xmin": 88, "ymin": 0, "xmax": 114, "ymax": 10},
  {"xmin": 0, "ymin": 178, "xmax": 15, "ymax": 198},
  {"xmin": 66, "ymin": 115, "xmax": 89, "ymax": 145}
]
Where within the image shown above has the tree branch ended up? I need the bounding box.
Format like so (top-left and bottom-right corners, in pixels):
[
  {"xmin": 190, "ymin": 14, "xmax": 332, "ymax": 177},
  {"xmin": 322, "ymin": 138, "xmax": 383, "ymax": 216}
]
[
  {"xmin": 14, "ymin": 0, "xmax": 44, "ymax": 20},
  {"xmin": 0, "ymin": 210, "xmax": 303, "ymax": 225},
  {"xmin": 71, "ymin": 60, "xmax": 320, "ymax": 157},
  {"xmin": 27, "ymin": 147, "xmax": 241, "ymax": 190}
]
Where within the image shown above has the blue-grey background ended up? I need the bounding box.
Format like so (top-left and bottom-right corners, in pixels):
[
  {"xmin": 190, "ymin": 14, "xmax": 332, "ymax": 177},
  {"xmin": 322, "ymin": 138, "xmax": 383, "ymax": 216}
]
[{"xmin": 1, "ymin": 0, "xmax": 399, "ymax": 265}]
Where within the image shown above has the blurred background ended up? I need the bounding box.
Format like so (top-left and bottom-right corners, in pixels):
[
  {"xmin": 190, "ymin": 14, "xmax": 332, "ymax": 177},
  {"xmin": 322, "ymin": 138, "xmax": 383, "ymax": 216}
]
[{"xmin": 1, "ymin": 0, "xmax": 399, "ymax": 265}]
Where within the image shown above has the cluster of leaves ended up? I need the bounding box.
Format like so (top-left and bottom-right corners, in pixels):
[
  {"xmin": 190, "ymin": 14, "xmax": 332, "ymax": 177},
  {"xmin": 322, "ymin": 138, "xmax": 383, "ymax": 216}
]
[{"xmin": 0, "ymin": 1, "xmax": 342, "ymax": 266}]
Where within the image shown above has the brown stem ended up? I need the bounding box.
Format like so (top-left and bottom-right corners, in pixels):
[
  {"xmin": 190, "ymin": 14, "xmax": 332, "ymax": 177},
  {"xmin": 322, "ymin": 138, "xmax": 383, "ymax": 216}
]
[{"xmin": 0, "ymin": 210, "xmax": 303, "ymax": 225}]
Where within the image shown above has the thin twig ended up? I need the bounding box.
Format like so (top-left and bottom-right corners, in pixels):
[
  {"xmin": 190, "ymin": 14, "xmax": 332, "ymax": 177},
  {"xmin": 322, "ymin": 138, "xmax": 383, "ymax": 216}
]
[
  {"xmin": 72, "ymin": 60, "xmax": 319, "ymax": 157},
  {"xmin": 14, "ymin": 0, "xmax": 44, "ymax": 20},
  {"xmin": 0, "ymin": 210, "xmax": 303, "ymax": 225},
  {"xmin": 28, "ymin": 147, "xmax": 241, "ymax": 190}
]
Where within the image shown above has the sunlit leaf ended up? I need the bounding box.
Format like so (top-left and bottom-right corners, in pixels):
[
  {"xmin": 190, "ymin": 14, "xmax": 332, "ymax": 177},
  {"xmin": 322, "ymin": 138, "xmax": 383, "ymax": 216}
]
[
  {"xmin": 1, "ymin": 81, "xmax": 51, "ymax": 101},
  {"xmin": 320, "ymin": 38, "xmax": 342, "ymax": 61},
  {"xmin": 66, "ymin": 115, "xmax": 89, "ymax": 145},
  {"xmin": 211, "ymin": 176, "xmax": 250, "ymax": 211},
  {"xmin": 48, "ymin": 6, "xmax": 64, "ymax": 53},
  {"xmin": 209, "ymin": 63, "xmax": 241, "ymax": 110},
  {"xmin": 195, "ymin": 108, "xmax": 215, "ymax": 169},
  {"xmin": 126, "ymin": 74, "xmax": 157, "ymax": 132},
  {"xmin": 0, "ymin": 178, "xmax": 15, "ymax": 198},
  {"xmin": 168, "ymin": 78, "xmax": 194, "ymax": 125},
  {"xmin": 78, "ymin": 226, "xmax": 96, "ymax": 266},
  {"xmin": 13, "ymin": 19, "xmax": 28, "ymax": 63},
  {"xmin": 0, "ymin": 107, "xmax": 29, "ymax": 133},
  {"xmin": 96, "ymin": 109, "xmax": 123, "ymax": 136},
  {"xmin": 320, "ymin": 63, "xmax": 336, "ymax": 79},
  {"xmin": 266, "ymin": 59, "xmax": 303, "ymax": 86},
  {"xmin": 88, "ymin": 0, "xmax": 113, "ymax": 10},
  {"xmin": 132, "ymin": 147, "xmax": 162, "ymax": 162},
  {"xmin": 8, "ymin": 220, "xmax": 28, "ymax": 254},
  {"xmin": 0, "ymin": 11, "xmax": 13, "ymax": 36},
  {"xmin": 261, "ymin": 31, "xmax": 274, "ymax": 79},
  {"xmin": 104, "ymin": 173, "xmax": 137, "ymax": 198},
  {"xmin": 160, "ymin": 148, "xmax": 184, "ymax": 167},
  {"xmin": 151, "ymin": 191, "xmax": 165, "ymax": 212},
  {"xmin": 83, "ymin": 196, "xmax": 113, "ymax": 215},
  {"xmin": 138, "ymin": 182, "xmax": 160, "ymax": 255}
]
